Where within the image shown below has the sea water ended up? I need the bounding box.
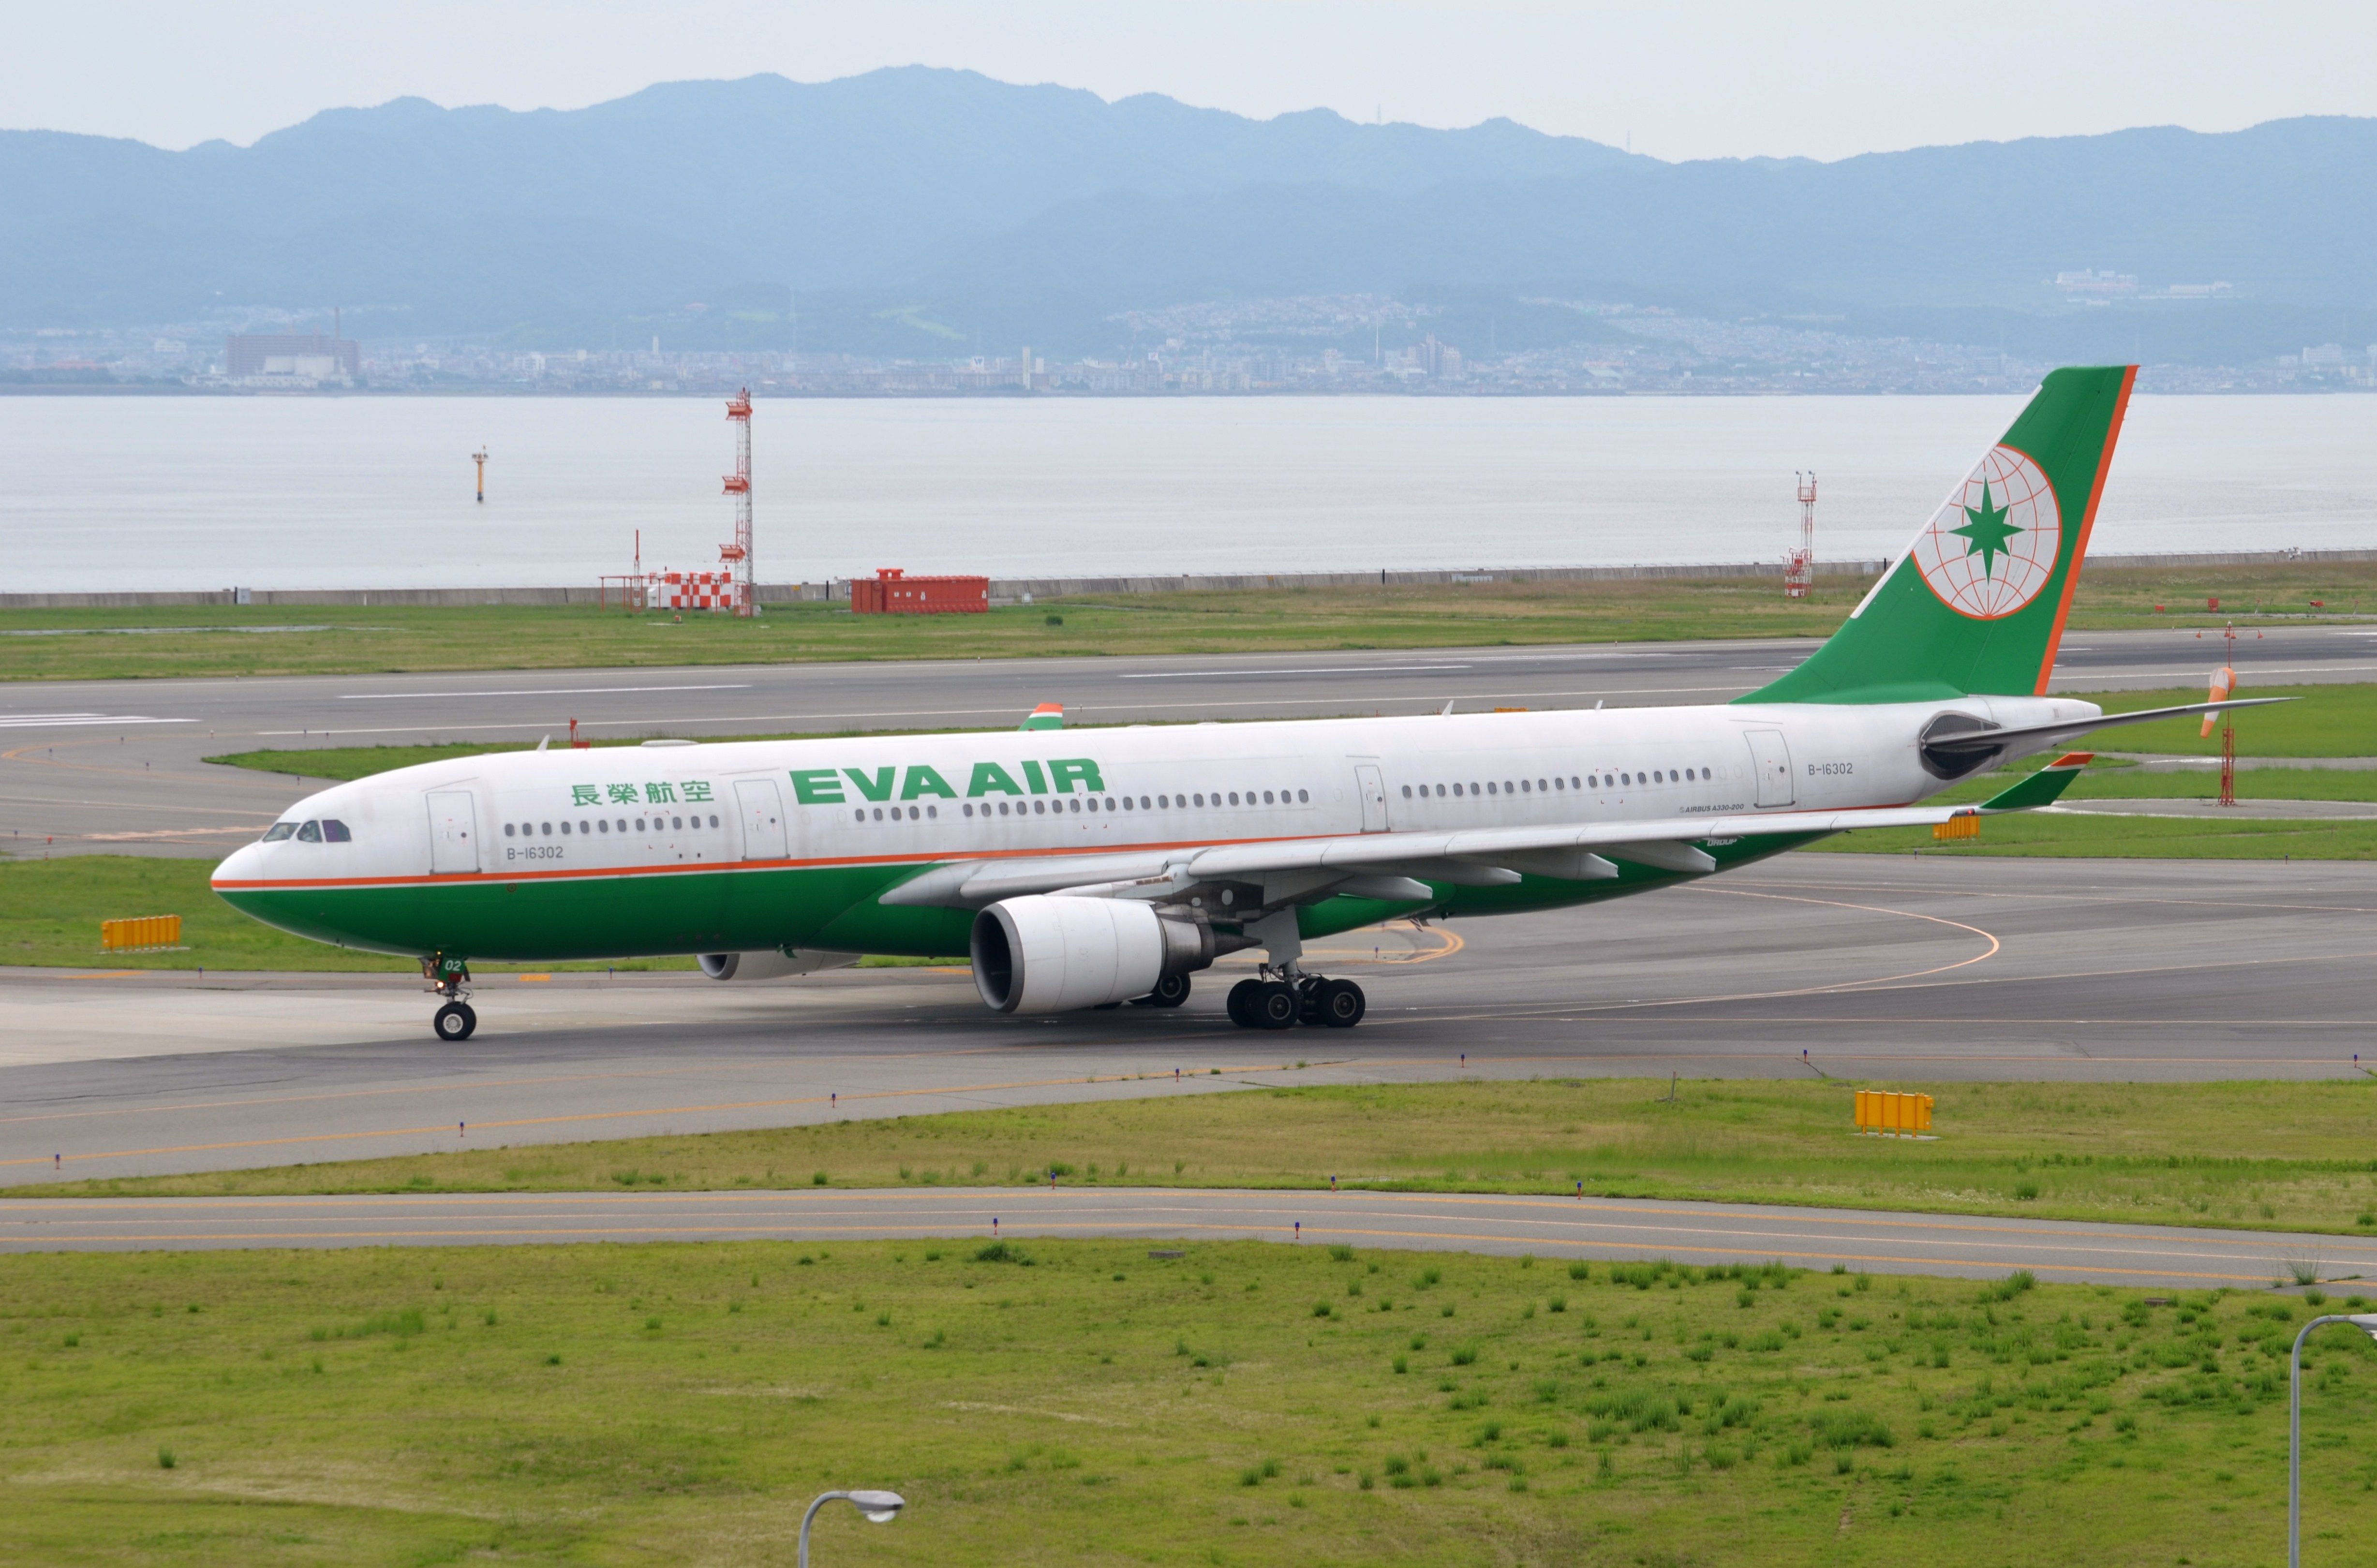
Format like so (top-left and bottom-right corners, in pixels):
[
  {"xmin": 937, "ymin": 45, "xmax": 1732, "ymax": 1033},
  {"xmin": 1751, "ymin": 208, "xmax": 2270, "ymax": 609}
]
[{"xmin": 3, "ymin": 394, "xmax": 2374, "ymax": 592}]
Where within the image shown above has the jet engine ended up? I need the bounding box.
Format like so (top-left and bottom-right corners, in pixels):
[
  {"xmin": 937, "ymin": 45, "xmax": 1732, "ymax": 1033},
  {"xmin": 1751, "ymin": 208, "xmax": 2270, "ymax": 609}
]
[
  {"xmin": 970, "ymin": 895, "xmax": 1215, "ymax": 1013},
  {"xmin": 698, "ymin": 948, "xmax": 860, "ymax": 981}
]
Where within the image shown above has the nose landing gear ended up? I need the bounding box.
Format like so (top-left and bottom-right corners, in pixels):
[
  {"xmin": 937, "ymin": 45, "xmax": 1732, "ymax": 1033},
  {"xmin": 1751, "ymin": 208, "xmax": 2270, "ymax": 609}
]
[{"xmin": 421, "ymin": 953, "xmax": 477, "ymax": 1041}]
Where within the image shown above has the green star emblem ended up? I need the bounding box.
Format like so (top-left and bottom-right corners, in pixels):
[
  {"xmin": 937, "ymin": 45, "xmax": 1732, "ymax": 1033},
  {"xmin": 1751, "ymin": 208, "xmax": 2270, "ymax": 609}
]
[{"xmin": 1951, "ymin": 479, "xmax": 2023, "ymax": 578}]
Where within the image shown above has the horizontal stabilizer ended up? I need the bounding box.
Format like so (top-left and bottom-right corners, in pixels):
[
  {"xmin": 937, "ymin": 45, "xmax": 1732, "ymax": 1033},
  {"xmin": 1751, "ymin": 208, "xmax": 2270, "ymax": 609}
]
[
  {"xmin": 1923, "ymin": 696, "xmax": 2288, "ymax": 760},
  {"xmin": 1979, "ymin": 753, "xmax": 2093, "ymax": 812}
]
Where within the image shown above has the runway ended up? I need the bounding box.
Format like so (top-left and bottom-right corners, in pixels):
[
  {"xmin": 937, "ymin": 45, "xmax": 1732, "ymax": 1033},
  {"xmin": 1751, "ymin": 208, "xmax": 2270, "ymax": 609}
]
[
  {"xmin": 5, "ymin": 622, "xmax": 2369, "ymax": 855},
  {"xmin": 6, "ymin": 857, "xmax": 2371, "ymax": 1188},
  {"xmin": 3, "ymin": 1184, "xmax": 2369, "ymax": 1291}
]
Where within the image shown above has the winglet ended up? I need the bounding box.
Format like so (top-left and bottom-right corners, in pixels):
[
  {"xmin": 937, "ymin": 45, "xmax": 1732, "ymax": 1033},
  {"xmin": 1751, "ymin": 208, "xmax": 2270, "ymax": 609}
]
[
  {"xmin": 1979, "ymin": 752, "xmax": 2092, "ymax": 812},
  {"xmin": 1019, "ymin": 703, "xmax": 1064, "ymax": 731}
]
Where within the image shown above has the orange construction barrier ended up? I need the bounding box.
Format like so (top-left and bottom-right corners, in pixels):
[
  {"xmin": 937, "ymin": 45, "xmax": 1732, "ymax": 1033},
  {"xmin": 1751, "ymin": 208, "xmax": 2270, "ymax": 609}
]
[
  {"xmin": 1854, "ymin": 1090, "xmax": 1934, "ymax": 1137},
  {"xmin": 101, "ymin": 915, "xmax": 182, "ymax": 952}
]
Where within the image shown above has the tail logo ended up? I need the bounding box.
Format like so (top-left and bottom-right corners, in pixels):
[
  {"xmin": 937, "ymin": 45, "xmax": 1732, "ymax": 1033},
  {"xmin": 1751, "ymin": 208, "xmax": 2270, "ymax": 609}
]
[{"xmin": 1910, "ymin": 444, "xmax": 2062, "ymax": 619}]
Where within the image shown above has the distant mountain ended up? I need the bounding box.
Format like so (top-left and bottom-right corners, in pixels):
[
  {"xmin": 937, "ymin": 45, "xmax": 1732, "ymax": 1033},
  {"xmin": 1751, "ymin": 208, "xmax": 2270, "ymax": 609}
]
[{"xmin": 3, "ymin": 68, "xmax": 2373, "ymax": 359}]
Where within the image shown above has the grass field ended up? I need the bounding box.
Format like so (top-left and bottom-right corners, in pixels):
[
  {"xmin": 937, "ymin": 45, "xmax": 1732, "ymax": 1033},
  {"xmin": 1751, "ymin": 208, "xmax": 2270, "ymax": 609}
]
[
  {"xmin": 6, "ymin": 560, "xmax": 2372, "ymax": 683},
  {"xmin": 48, "ymin": 1078, "xmax": 2377, "ymax": 1239},
  {"xmin": 0, "ymin": 855, "xmax": 685, "ymax": 972},
  {"xmin": 4, "ymin": 1236, "xmax": 2372, "ymax": 1566}
]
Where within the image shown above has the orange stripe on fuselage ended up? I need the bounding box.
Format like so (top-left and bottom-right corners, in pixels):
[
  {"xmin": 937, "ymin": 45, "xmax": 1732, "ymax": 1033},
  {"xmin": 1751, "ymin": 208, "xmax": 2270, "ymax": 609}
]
[{"xmin": 2034, "ymin": 364, "xmax": 2137, "ymax": 695}]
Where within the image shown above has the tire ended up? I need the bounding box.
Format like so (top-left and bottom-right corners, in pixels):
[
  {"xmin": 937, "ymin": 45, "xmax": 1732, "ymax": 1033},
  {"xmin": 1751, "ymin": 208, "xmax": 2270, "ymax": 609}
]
[
  {"xmin": 1226, "ymin": 978, "xmax": 1263, "ymax": 1027},
  {"xmin": 1146, "ymin": 972, "xmax": 1191, "ymax": 1009},
  {"xmin": 1315, "ymin": 978, "xmax": 1366, "ymax": 1029},
  {"xmin": 1251, "ymin": 980, "xmax": 1300, "ymax": 1030},
  {"xmin": 434, "ymin": 1002, "xmax": 473, "ymax": 1042}
]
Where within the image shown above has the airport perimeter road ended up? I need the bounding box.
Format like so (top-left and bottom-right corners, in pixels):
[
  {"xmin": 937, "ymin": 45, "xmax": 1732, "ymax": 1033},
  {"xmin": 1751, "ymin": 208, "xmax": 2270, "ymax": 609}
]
[
  {"xmin": 5, "ymin": 623, "xmax": 2373, "ymax": 855},
  {"xmin": 4, "ymin": 857, "xmax": 2371, "ymax": 1187},
  {"xmin": 3, "ymin": 1185, "xmax": 2371, "ymax": 1292}
]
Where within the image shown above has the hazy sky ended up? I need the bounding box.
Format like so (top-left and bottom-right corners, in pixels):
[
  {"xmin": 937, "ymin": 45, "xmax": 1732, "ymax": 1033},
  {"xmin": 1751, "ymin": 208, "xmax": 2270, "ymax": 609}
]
[{"xmin": 9, "ymin": 0, "xmax": 2375, "ymax": 162}]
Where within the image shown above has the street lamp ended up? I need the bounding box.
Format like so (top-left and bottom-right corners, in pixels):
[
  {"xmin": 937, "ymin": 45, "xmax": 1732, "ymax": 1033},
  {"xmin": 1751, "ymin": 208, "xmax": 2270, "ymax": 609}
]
[
  {"xmin": 2289, "ymin": 1313, "xmax": 2377, "ymax": 1568},
  {"xmin": 799, "ymin": 1488, "xmax": 905, "ymax": 1567}
]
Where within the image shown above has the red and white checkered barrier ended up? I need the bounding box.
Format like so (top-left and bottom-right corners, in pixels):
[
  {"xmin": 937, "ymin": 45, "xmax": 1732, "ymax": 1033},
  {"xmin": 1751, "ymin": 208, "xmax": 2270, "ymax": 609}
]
[{"xmin": 650, "ymin": 571, "xmax": 746, "ymax": 612}]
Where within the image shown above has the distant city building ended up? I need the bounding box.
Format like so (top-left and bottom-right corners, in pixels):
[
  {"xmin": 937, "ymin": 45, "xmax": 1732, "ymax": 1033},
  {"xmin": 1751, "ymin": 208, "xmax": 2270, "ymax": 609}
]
[
  {"xmin": 225, "ymin": 332, "xmax": 359, "ymax": 381},
  {"xmin": 2302, "ymin": 343, "xmax": 2346, "ymax": 366},
  {"xmin": 2054, "ymin": 268, "xmax": 2138, "ymax": 297}
]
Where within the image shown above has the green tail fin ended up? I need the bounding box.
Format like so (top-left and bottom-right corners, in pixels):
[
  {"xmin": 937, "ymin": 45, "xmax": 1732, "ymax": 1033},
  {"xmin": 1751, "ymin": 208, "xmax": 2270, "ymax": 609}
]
[
  {"xmin": 1979, "ymin": 752, "xmax": 2093, "ymax": 812},
  {"xmin": 1742, "ymin": 365, "xmax": 2136, "ymax": 705}
]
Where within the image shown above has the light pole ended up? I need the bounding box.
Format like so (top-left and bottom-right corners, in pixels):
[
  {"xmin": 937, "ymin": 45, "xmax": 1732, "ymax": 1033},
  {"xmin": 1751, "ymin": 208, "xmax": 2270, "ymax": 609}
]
[
  {"xmin": 2289, "ymin": 1313, "xmax": 2377, "ymax": 1568},
  {"xmin": 799, "ymin": 1488, "xmax": 905, "ymax": 1567}
]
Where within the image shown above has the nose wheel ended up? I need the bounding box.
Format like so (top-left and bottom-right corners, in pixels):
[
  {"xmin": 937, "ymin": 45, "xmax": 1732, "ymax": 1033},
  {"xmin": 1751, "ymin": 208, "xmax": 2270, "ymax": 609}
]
[
  {"xmin": 422, "ymin": 953, "xmax": 476, "ymax": 1040},
  {"xmin": 1226, "ymin": 974, "xmax": 1364, "ymax": 1029}
]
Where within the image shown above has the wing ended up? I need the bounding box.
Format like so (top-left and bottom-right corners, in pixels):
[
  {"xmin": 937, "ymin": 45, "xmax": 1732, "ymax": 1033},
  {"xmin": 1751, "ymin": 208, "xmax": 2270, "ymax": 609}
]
[{"xmin": 878, "ymin": 753, "xmax": 2102, "ymax": 913}]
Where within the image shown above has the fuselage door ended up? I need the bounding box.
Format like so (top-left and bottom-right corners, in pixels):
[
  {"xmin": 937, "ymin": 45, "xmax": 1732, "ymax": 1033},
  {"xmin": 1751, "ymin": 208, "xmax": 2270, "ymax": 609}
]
[
  {"xmin": 1354, "ymin": 763, "xmax": 1389, "ymax": 832},
  {"xmin": 1744, "ymin": 730, "xmax": 1796, "ymax": 808},
  {"xmin": 426, "ymin": 789, "xmax": 480, "ymax": 874},
  {"xmin": 735, "ymin": 778, "xmax": 788, "ymax": 860}
]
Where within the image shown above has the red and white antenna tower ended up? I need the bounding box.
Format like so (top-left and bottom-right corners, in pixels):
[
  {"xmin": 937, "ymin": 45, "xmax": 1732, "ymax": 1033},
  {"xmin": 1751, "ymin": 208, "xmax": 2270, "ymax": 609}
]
[
  {"xmin": 719, "ymin": 387, "xmax": 754, "ymax": 617},
  {"xmin": 1784, "ymin": 471, "xmax": 1817, "ymax": 598}
]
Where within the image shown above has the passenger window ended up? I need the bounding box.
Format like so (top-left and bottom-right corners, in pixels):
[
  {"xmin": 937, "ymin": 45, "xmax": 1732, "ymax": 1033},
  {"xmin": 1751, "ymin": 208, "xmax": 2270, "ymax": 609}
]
[
  {"xmin": 1297, "ymin": 790, "xmax": 1308, "ymax": 803},
  {"xmin": 617, "ymin": 819, "xmax": 627, "ymax": 832},
  {"xmin": 597, "ymin": 819, "xmax": 610, "ymax": 833},
  {"xmin": 540, "ymin": 821, "xmax": 552, "ymax": 835},
  {"xmin": 636, "ymin": 817, "xmax": 647, "ymax": 830},
  {"xmin": 1034, "ymin": 800, "xmax": 1046, "ymax": 814},
  {"xmin": 321, "ymin": 820, "xmax": 351, "ymax": 842},
  {"xmin": 560, "ymin": 821, "xmax": 572, "ymax": 835},
  {"xmin": 504, "ymin": 823, "xmax": 516, "ymax": 838},
  {"xmin": 296, "ymin": 820, "xmax": 322, "ymax": 842},
  {"xmin": 927, "ymin": 805, "xmax": 937, "ymax": 818}
]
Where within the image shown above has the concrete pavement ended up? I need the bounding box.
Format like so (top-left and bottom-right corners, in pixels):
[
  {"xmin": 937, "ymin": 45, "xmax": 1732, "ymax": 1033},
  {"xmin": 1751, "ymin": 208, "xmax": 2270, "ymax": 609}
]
[{"xmin": 4, "ymin": 1184, "xmax": 2370, "ymax": 1293}]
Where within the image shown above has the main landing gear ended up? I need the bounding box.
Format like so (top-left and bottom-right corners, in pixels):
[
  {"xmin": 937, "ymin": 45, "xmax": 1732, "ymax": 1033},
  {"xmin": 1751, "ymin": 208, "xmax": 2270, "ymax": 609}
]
[
  {"xmin": 422, "ymin": 952, "xmax": 477, "ymax": 1041},
  {"xmin": 1225, "ymin": 974, "xmax": 1365, "ymax": 1031}
]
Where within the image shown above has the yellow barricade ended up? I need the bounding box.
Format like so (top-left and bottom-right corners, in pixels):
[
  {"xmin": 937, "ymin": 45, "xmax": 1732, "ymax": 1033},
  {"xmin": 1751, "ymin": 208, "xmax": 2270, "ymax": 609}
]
[
  {"xmin": 1854, "ymin": 1090, "xmax": 1934, "ymax": 1137},
  {"xmin": 101, "ymin": 915, "xmax": 182, "ymax": 952},
  {"xmin": 1932, "ymin": 814, "xmax": 1980, "ymax": 842}
]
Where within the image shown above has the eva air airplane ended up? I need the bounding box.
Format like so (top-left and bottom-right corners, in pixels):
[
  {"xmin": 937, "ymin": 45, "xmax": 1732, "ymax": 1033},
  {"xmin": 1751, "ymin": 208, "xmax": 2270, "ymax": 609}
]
[{"xmin": 216, "ymin": 366, "xmax": 2264, "ymax": 1041}]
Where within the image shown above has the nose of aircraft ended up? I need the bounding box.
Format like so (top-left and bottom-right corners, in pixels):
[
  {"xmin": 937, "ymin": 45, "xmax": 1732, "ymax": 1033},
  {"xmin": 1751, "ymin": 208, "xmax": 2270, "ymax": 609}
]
[{"xmin": 211, "ymin": 841, "xmax": 264, "ymax": 892}]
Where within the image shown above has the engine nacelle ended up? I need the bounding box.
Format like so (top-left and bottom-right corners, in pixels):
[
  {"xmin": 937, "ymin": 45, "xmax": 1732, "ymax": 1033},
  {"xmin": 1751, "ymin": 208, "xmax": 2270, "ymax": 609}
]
[
  {"xmin": 970, "ymin": 895, "xmax": 1213, "ymax": 1014},
  {"xmin": 698, "ymin": 948, "xmax": 861, "ymax": 982}
]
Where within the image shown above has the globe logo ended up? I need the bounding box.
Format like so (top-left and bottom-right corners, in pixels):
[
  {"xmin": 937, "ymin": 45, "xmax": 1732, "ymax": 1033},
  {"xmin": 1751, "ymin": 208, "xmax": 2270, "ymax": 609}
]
[{"xmin": 1910, "ymin": 444, "xmax": 2063, "ymax": 619}]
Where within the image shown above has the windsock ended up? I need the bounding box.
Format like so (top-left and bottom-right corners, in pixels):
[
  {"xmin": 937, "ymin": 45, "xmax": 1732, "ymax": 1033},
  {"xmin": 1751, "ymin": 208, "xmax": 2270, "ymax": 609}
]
[{"xmin": 2200, "ymin": 666, "xmax": 2236, "ymax": 738}]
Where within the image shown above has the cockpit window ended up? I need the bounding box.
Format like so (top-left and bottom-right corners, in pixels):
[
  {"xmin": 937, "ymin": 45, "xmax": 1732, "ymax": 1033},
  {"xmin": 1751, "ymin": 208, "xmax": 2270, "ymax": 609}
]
[
  {"xmin": 321, "ymin": 819, "xmax": 352, "ymax": 843},
  {"xmin": 296, "ymin": 820, "xmax": 322, "ymax": 843},
  {"xmin": 262, "ymin": 822, "xmax": 297, "ymax": 842}
]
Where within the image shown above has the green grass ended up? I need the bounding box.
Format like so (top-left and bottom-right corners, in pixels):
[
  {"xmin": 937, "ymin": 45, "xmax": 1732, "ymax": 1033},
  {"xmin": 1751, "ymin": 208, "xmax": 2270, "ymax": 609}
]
[
  {"xmin": 6, "ymin": 560, "xmax": 2372, "ymax": 683},
  {"xmin": 2083, "ymin": 682, "xmax": 2377, "ymax": 758},
  {"xmin": 4, "ymin": 1238, "xmax": 2372, "ymax": 1566},
  {"xmin": 50, "ymin": 1078, "xmax": 2377, "ymax": 1237}
]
